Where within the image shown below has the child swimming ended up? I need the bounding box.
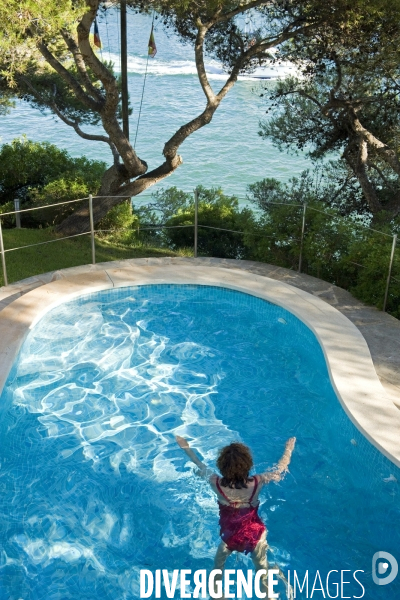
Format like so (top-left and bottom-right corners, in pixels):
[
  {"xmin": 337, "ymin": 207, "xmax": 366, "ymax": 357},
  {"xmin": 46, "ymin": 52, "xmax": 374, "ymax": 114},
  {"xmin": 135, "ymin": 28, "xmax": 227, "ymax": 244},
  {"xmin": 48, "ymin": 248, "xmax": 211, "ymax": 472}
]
[{"xmin": 175, "ymin": 435, "xmax": 296, "ymax": 597}]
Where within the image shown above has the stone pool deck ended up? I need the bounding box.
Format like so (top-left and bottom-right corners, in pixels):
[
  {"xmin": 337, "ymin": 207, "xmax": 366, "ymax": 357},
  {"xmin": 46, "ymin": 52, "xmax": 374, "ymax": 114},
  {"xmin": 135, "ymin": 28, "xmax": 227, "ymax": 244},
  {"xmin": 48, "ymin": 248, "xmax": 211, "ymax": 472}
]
[{"xmin": 1, "ymin": 256, "xmax": 399, "ymax": 412}]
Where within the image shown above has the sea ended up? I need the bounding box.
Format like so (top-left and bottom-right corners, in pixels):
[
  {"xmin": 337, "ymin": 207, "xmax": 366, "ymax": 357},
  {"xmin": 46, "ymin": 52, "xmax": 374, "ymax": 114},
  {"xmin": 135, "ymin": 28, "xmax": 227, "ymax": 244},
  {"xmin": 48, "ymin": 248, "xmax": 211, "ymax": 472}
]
[{"xmin": 0, "ymin": 9, "xmax": 313, "ymax": 200}]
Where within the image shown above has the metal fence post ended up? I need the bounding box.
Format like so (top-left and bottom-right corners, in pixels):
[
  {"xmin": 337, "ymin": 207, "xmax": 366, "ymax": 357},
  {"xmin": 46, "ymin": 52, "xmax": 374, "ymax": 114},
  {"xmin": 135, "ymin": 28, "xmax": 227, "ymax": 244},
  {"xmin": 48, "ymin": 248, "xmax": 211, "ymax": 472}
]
[
  {"xmin": 0, "ymin": 218, "xmax": 8, "ymax": 287},
  {"xmin": 14, "ymin": 199, "xmax": 21, "ymax": 228},
  {"xmin": 298, "ymin": 202, "xmax": 307, "ymax": 273},
  {"xmin": 89, "ymin": 194, "xmax": 96, "ymax": 265},
  {"xmin": 194, "ymin": 188, "xmax": 199, "ymax": 258},
  {"xmin": 383, "ymin": 233, "xmax": 397, "ymax": 312}
]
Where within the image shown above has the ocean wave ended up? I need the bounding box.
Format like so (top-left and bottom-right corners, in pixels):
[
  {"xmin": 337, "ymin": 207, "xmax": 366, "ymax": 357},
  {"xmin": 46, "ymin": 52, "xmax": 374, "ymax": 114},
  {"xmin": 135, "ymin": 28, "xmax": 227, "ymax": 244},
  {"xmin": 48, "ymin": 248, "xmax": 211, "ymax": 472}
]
[{"xmin": 102, "ymin": 51, "xmax": 298, "ymax": 80}]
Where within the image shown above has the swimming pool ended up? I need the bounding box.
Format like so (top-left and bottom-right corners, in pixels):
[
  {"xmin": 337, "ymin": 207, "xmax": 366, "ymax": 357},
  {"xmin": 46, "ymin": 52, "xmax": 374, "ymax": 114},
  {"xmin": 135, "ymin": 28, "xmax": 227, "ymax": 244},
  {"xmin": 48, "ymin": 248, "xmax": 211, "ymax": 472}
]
[{"xmin": 0, "ymin": 284, "xmax": 399, "ymax": 599}]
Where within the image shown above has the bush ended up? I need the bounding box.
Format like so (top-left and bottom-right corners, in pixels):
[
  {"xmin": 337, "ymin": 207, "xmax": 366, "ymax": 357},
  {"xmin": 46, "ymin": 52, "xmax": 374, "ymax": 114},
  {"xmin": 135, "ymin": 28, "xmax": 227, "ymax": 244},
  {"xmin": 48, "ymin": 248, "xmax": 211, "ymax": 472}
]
[
  {"xmin": 96, "ymin": 201, "xmax": 139, "ymax": 245},
  {"xmin": 343, "ymin": 231, "xmax": 400, "ymax": 317},
  {"xmin": 162, "ymin": 186, "xmax": 255, "ymax": 258},
  {"xmin": 0, "ymin": 201, "xmax": 16, "ymax": 228},
  {"xmin": 0, "ymin": 138, "xmax": 106, "ymax": 227},
  {"xmin": 243, "ymin": 203, "xmax": 304, "ymax": 269},
  {"xmin": 29, "ymin": 179, "xmax": 90, "ymax": 227},
  {"xmin": 133, "ymin": 187, "xmax": 192, "ymax": 247},
  {"xmin": 246, "ymin": 177, "xmax": 400, "ymax": 318}
]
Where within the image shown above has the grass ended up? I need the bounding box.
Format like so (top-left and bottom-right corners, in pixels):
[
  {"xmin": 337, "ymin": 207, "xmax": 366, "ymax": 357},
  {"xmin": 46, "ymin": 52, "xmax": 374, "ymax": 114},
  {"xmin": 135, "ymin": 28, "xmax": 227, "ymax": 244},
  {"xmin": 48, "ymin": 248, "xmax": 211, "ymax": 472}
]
[{"xmin": 0, "ymin": 228, "xmax": 191, "ymax": 287}]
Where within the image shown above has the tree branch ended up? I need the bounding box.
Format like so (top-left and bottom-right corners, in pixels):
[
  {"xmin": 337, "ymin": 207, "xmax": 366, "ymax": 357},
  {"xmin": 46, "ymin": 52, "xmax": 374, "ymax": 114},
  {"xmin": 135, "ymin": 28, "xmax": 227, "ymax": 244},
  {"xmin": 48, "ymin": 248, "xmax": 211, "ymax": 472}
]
[
  {"xmin": 160, "ymin": 20, "xmax": 316, "ymax": 168},
  {"xmin": 54, "ymin": 158, "xmax": 183, "ymax": 236},
  {"xmin": 35, "ymin": 39, "xmax": 102, "ymax": 113},
  {"xmin": 216, "ymin": 24, "xmax": 313, "ymax": 102},
  {"xmin": 331, "ymin": 54, "xmax": 342, "ymax": 95},
  {"xmin": 279, "ymin": 87, "xmax": 324, "ymax": 109},
  {"xmin": 77, "ymin": 0, "xmax": 119, "ymax": 105},
  {"xmin": 195, "ymin": 21, "xmax": 217, "ymax": 103},
  {"xmin": 348, "ymin": 107, "xmax": 400, "ymax": 176},
  {"xmin": 214, "ymin": 0, "xmax": 275, "ymax": 25},
  {"xmin": 350, "ymin": 137, "xmax": 382, "ymax": 213},
  {"xmin": 18, "ymin": 74, "xmax": 120, "ymax": 166},
  {"xmin": 61, "ymin": 28, "xmax": 105, "ymax": 103},
  {"xmin": 51, "ymin": 102, "xmax": 120, "ymax": 166},
  {"xmin": 163, "ymin": 105, "xmax": 217, "ymax": 161},
  {"xmin": 135, "ymin": 23, "xmax": 319, "ymax": 195},
  {"xmin": 68, "ymin": 0, "xmax": 147, "ymax": 177},
  {"xmin": 367, "ymin": 161, "xmax": 392, "ymax": 187}
]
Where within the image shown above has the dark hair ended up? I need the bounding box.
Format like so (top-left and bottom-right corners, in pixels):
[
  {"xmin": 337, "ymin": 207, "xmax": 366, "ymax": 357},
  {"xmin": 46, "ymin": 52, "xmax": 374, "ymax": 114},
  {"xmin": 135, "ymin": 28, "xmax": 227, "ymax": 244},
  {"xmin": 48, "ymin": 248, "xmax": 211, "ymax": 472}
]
[{"xmin": 216, "ymin": 442, "xmax": 253, "ymax": 489}]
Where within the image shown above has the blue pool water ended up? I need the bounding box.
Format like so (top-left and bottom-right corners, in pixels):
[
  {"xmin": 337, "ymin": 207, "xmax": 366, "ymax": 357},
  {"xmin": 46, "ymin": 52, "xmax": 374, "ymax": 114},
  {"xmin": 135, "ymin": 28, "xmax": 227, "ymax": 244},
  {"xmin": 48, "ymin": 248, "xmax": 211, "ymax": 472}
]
[{"xmin": 0, "ymin": 285, "xmax": 399, "ymax": 599}]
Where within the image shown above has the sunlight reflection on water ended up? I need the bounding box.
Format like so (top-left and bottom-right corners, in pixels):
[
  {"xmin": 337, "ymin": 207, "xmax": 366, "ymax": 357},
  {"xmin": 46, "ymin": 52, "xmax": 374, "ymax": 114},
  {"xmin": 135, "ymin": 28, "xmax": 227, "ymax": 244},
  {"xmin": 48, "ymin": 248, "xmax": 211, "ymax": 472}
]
[{"xmin": 0, "ymin": 285, "xmax": 399, "ymax": 599}]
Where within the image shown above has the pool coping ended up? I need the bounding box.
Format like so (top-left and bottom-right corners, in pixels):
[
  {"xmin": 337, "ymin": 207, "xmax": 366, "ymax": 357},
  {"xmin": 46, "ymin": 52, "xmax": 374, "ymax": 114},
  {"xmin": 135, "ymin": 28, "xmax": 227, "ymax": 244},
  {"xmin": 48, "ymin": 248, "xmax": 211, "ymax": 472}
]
[{"xmin": 1, "ymin": 262, "xmax": 400, "ymax": 468}]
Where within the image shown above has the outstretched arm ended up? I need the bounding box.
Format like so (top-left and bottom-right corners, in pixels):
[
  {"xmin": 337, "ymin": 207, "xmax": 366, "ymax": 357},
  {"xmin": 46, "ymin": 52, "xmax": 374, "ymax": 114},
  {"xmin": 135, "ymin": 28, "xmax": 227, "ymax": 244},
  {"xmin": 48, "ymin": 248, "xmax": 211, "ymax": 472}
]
[
  {"xmin": 175, "ymin": 436, "xmax": 208, "ymax": 476},
  {"xmin": 261, "ymin": 437, "xmax": 296, "ymax": 483}
]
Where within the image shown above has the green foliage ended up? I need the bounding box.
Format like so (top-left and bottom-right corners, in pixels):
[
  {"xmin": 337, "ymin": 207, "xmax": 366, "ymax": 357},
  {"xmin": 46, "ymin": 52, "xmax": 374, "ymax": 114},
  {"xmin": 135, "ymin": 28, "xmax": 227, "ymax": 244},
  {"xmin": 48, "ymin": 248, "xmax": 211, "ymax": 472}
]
[
  {"xmin": 0, "ymin": 201, "xmax": 16, "ymax": 228},
  {"xmin": 246, "ymin": 177, "xmax": 400, "ymax": 317},
  {"xmin": 132, "ymin": 182, "xmax": 399, "ymax": 319},
  {"xmin": 248, "ymin": 172, "xmax": 323, "ymax": 209},
  {"xmin": 341, "ymin": 231, "xmax": 400, "ymax": 316},
  {"xmin": 244, "ymin": 201, "xmax": 400, "ymax": 315},
  {"xmin": 0, "ymin": 138, "xmax": 76, "ymax": 204},
  {"xmin": 0, "ymin": 1, "xmax": 130, "ymax": 168},
  {"xmin": 29, "ymin": 180, "xmax": 90, "ymax": 228},
  {"xmin": 300, "ymin": 207, "xmax": 360, "ymax": 288},
  {"xmin": 20, "ymin": 66, "xmax": 103, "ymax": 127},
  {"xmin": 260, "ymin": 69, "xmax": 400, "ymax": 163},
  {"xmin": 134, "ymin": 187, "xmax": 192, "ymax": 225},
  {"xmin": 243, "ymin": 204, "xmax": 304, "ymax": 269},
  {"xmin": 2, "ymin": 175, "xmax": 399, "ymax": 317},
  {"xmin": 149, "ymin": 186, "xmax": 255, "ymax": 259},
  {"xmin": 0, "ymin": 0, "xmax": 87, "ymax": 83},
  {"xmin": 247, "ymin": 167, "xmax": 369, "ymax": 218},
  {"xmin": 96, "ymin": 200, "xmax": 140, "ymax": 246},
  {"xmin": 0, "ymin": 138, "xmax": 106, "ymax": 227},
  {"xmin": 0, "ymin": 91, "xmax": 15, "ymax": 116},
  {"xmin": 97, "ymin": 201, "xmax": 137, "ymax": 233},
  {"xmin": 258, "ymin": 7, "xmax": 400, "ymax": 220}
]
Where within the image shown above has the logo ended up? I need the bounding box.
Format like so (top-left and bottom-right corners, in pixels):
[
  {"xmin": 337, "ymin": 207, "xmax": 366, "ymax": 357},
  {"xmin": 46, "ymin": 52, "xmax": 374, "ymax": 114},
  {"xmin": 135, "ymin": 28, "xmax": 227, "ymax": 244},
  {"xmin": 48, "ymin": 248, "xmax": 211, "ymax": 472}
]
[{"xmin": 372, "ymin": 552, "xmax": 398, "ymax": 585}]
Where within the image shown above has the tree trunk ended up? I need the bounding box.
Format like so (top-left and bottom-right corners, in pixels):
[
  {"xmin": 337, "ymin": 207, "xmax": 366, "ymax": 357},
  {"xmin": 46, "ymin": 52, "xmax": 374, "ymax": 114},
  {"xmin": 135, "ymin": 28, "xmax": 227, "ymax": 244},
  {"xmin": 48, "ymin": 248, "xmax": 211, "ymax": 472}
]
[
  {"xmin": 348, "ymin": 138, "xmax": 382, "ymax": 214},
  {"xmin": 54, "ymin": 163, "xmax": 128, "ymax": 235},
  {"xmin": 55, "ymin": 154, "xmax": 183, "ymax": 236},
  {"xmin": 50, "ymin": 0, "xmax": 306, "ymax": 236}
]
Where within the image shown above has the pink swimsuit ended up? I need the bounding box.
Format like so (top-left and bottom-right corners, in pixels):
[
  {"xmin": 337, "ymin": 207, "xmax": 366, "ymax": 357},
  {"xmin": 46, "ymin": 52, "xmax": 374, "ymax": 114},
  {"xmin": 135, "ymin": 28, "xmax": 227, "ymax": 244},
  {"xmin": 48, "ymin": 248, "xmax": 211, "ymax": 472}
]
[{"xmin": 215, "ymin": 476, "xmax": 266, "ymax": 554}]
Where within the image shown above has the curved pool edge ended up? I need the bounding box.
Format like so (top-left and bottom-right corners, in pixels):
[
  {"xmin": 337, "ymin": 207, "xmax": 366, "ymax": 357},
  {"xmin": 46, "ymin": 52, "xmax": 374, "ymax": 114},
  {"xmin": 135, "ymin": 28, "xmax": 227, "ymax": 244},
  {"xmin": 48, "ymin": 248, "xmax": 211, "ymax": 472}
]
[{"xmin": 1, "ymin": 263, "xmax": 399, "ymax": 468}]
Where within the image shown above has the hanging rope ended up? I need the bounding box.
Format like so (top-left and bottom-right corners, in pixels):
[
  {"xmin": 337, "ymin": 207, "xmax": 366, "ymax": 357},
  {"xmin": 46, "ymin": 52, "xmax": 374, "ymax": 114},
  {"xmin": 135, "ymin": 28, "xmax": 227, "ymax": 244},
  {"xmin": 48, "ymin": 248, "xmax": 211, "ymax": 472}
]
[{"xmin": 133, "ymin": 12, "xmax": 156, "ymax": 149}]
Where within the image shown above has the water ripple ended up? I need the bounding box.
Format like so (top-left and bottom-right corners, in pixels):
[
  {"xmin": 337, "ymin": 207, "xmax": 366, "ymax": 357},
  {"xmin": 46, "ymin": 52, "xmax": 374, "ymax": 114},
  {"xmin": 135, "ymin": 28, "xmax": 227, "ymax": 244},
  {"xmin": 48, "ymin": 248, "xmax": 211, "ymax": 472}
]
[{"xmin": 0, "ymin": 285, "xmax": 399, "ymax": 599}]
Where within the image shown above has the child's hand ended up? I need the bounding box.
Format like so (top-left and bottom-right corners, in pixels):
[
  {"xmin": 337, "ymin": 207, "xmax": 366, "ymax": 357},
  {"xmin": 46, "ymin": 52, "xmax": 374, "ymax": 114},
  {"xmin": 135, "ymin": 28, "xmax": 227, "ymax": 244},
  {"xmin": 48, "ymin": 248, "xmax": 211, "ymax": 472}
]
[{"xmin": 176, "ymin": 436, "xmax": 190, "ymax": 449}]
